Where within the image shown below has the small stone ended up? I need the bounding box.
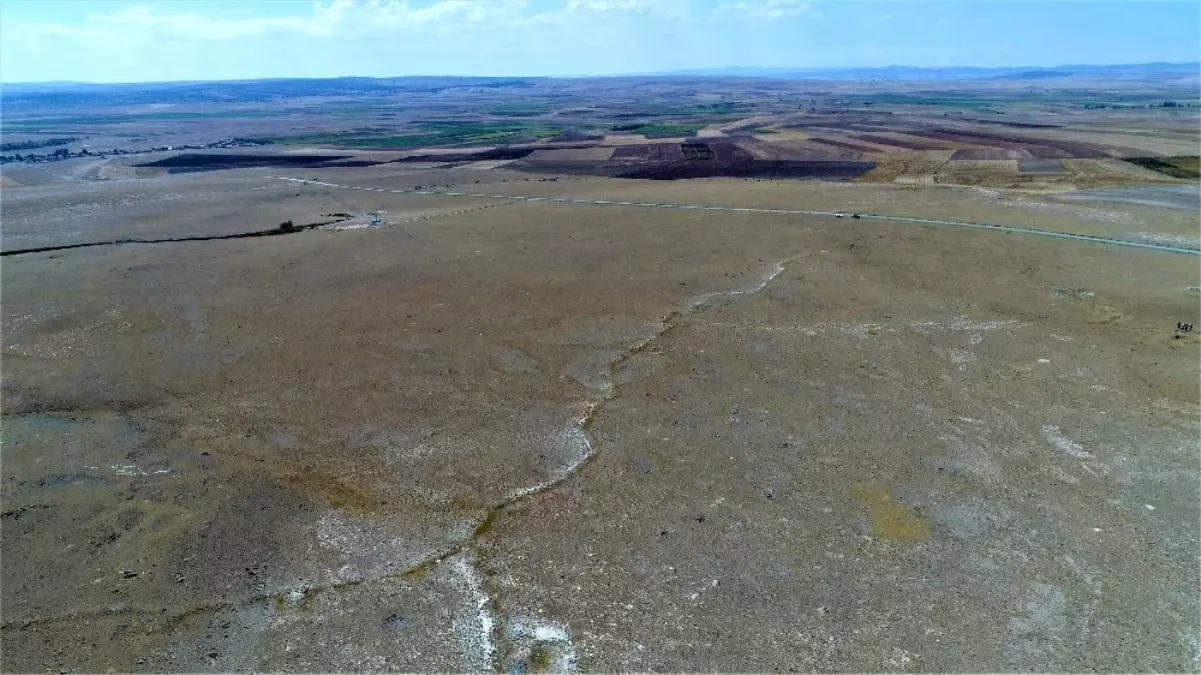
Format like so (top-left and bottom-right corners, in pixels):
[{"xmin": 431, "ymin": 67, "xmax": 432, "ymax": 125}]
[{"xmin": 381, "ymin": 613, "xmax": 416, "ymax": 630}]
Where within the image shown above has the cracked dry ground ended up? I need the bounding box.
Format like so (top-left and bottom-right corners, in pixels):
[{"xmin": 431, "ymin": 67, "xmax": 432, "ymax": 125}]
[{"xmin": 3, "ymin": 181, "xmax": 1199, "ymax": 672}]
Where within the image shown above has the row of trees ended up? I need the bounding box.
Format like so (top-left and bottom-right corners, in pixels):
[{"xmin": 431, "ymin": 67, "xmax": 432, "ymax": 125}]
[
  {"xmin": 1, "ymin": 147, "xmax": 82, "ymax": 164},
  {"xmin": 0, "ymin": 137, "xmax": 79, "ymax": 152},
  {"xmin": 1083, "ymin": 101, "xmax": 1197, "ymax": 110},
  {"xmin": 0, "ymin": 137, "xmax": 273, "ymax": 165}
]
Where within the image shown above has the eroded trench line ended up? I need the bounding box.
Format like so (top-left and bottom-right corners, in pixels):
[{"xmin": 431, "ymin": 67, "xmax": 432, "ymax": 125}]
[
  {"xmin": 0, "ymin": 217, "xmax": 354, "ymax": 257},
  {"xmin": 1, "ymin": 200, "xmax": 525, "ymax": 257},
  {"xmin": 3, "ymin": 257, "xmax": 802, "ymax": 668},
  {"xmin": 0, "ymin": 253, "xmax": 807, "ymax": 671},
  {"xmin": 275, "ymin": 176, "xmax": 1201, "ymax": 256},
  {"xmin": 394, "ymin": 253, "xmax": 807, "ymax": 671}
]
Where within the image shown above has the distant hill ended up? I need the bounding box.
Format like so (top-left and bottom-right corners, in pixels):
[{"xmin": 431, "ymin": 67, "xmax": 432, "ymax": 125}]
[
  {"xmin": 0, "ymin": 77, "xmax": 541, "ymax": 110},
  {"xmin": 991, "ymin": 70, "xmax": 1073, "ymax": 80},
  {"xmin": 2, "ymin": 63, "xmax": 1195, "ymax": 110},
  {"xmin": 656, "ymin": 62, "xmax": 1200, "ymax": 81}
]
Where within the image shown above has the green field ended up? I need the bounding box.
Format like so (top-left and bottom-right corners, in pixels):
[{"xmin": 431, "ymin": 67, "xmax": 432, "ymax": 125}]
[
  {"xmin": 1126, "ymin": 155, "xmax": 1201, "ymax": 179},
  {"xmin": 0, "ymin": 109, "xmax": 283, "ymax": 131},
  {"xmin": 277, "ymin": 121, "xmax": 562, "ymax": 148},
  {"xmin": 609, "ymin": 122, "xmax": 708, "ymax": 138}
]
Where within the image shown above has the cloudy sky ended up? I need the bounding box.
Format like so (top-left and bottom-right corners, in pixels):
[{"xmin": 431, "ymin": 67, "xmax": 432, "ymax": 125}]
[{"xmin": 2, "ymin": 0, "xmax": 1198, "ymax": 83}]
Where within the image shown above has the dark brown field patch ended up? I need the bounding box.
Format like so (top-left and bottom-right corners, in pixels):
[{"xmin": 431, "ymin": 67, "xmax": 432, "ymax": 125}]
[
  {"xmin": 905, "ymin": 128, "xmax": 1110, "ymax": 158},
  {"xmin": 680, "ymin": 143, "xmax": 716, "ymax": 160},
  {"xmin": 612, "ymin": 144, "xmax": 685, "ymax": 162},
  {"xmin": 616, "ymin": 159, "xmax": 875, "ymax": 181},
  {"xmin": 838, "ymin": 124, "xmax": 904, "ymax": 133},
  {"xmin": 968, "ymin": 118, "xmax": 1061, "ymax": 129},
  {"xmin": 1049, "ymin": 143, "xmax": 1112, "ymax": 159},
  {"xmin": 769, "ymin": 140, "xmax": 862, "ymax": 160},
  {"xmin": 699, "ymin": 141, "xmax": 755, "ymax": 161},
  {"xmin": 852, "ymin": 134, "xmax": 949, "ymax": 151},
  {"xmin": 733, "ymin": 139, "xmax": 792, "ymax": 160},
  {"xmin": 511, "ymin": 157, "xmax": 875, "ymax": 181},
  {"xmin": 904, "ymin": 129, "xmax": 1030, "ymax": 148},
  {"xmin": 397, "ymin": 147, "xmax": 535, "ymax": 163},
  {"xmin": 1023, "ymin": 146, "xmax": 1078, "ymax": 159},
  {"xmin": 808, "ymin": 137, "xmax": 878, "ymax": 153},
  {"xmin": 138, "ymin": 153, "xmax": 355, "ymax": 173}
]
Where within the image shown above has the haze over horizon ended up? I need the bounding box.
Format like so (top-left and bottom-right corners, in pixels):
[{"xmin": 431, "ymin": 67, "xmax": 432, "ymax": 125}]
[{"xmin": 2, "ymin": 0, "xmax": 1199, "ymax": 84}]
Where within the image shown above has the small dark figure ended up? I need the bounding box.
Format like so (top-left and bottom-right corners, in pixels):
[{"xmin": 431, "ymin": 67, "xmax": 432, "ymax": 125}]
[{"xmin": 1176, "ymin": 322, "xmax": 1194, "ymax": 333}]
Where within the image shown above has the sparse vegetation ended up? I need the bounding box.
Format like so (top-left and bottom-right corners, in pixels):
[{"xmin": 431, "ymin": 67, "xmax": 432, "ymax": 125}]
[{"xmin": 1126, "ymin": 156, "xmax": 1201, "ymax": 179}]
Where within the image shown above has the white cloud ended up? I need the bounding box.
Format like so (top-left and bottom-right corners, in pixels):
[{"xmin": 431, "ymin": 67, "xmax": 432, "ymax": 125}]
[
  {"xmin": 0, "ymin": 0, "xmax": 704, "ymax": 81},
  {"xmin": 711, "ymin": 0, "xmax": 814, "ymax": 22},
  {"xmin": 71, "ymin": 0, "xmax": 535, "ymax": 40},
  {"xmin": 565, "ymin": 0, "xmax": 657, "ymax": 14},
  {"xmin": 5, "ymin": 0, "xmax": 685, "ymax": 45},
  {"xmin": 85, "ymin": 3, "xmax": 331, "ymax": 39}
]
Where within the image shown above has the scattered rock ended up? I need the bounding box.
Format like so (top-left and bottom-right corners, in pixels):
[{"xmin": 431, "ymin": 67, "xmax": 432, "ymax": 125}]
[{"xmin": 381, "ymin": 613, "xmax": 417, "ymax": 630}]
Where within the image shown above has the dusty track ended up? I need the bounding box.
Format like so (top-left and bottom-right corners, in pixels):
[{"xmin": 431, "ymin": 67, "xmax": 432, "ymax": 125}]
[{"xmin": 275, "ymin": 177, "xmax": 1201, "ymax": 255}]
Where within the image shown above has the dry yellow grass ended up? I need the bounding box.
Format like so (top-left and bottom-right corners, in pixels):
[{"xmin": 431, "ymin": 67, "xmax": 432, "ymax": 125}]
[
  {"xmin": 709, "ymin": 115, "xmax": 772, "ymax": 132},
  {"xmin": 601, "ymin": 134, "xmax": 651, "ymax": 144},
  {"xmin": 1064, "ymin": 158, "xmax": 1181, "ymax": 182},
  {"xmin": 863, "ymin": 156, "xmax": 950, "ymax": 183},
  {"xmin": 461, "ymin": 159, "xmax": 518, "ymax": 170},
  {"xmin": 943, "ymin": 159, "xmax": 1019, "ymax": 173},
  {"xmin": 97, "ymin": 165, "xmax": 138, "ymax": 180},
  {"xmin": 862, "ymin": 150, "xmax": 956, "ymax": 162}
]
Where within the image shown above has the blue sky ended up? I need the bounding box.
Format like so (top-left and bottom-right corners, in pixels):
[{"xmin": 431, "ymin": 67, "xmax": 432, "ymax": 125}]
[{"xmin": 1, "ymin": 1, "xmax": 1198, "ymax": 83}]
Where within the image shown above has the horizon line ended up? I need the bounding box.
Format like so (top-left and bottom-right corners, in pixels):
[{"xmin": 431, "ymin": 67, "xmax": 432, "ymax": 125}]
[{"xmin": 3, "ymin": 61, "xmax": 1198, "ymax": 87}]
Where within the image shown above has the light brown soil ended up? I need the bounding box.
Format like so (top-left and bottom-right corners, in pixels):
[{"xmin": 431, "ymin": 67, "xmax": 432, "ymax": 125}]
[{"xmin": 2, "ymin": 165, "xmax": 1198, "ymax": 673}]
